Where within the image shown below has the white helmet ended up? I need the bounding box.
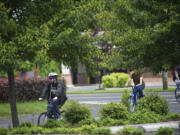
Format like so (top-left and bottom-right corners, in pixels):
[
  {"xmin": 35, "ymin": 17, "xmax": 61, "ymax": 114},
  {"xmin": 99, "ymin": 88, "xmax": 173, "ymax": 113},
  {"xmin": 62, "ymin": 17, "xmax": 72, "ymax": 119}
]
[{"xmin": 48, "ymin": 72, "xmax": 58, "ymax": 78}]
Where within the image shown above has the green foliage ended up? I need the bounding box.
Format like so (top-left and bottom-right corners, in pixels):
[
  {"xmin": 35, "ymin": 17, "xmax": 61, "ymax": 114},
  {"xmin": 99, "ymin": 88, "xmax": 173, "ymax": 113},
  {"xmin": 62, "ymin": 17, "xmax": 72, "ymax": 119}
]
[
  {"xmin": 64, "ymin": 100, "xmax": 91, "ymax": 124},
  {"xmin": 102, "ymin": 75, "xmax": 117, "ymax": 88},
  {"xmin": 136, "ymin": 93, "xmax": 169, "ymax": 115},
  {"xmin": 19, "ymin": 122, "xmax": 33, "ymax": 127},
  {"xmin": 77, "ymin": 118, "xmax": 100, "ymax": 127},
  {"xmin": 121, "ymin": 91, "xmax": 130, "ymax": 111},
  {"xmin": 111, "ymin": 0, "xmax": 180, "ymax": 71},
  {"xmin": 161, "ymin": 113, "xmax": 180, "ymax": 122},
  {"xmin": 0, "ymin": 127, "xmax": 9, "ymax": 135},
  {"xmin": 155, "ymin": 127, "xmax": 174, "ymax": 135},
  {"xmin": 111, "ymin": 73, "xmax": 129, "ymax": 87},
  {"xmin": 102, "ymin": 72, "xmax": 129, "ymax": 88},
  {"xmin": 100, "ymin": 117, "xmax": 127, "ymax": 126},
  {"xmin": 38, "ymin": 60, "xmax": 61, "ymax": 77},
  {"xmin": 99, "ymin": 102, "xmax": 129, "ymax": 120},
  {"xmin": 10, "ymin": 127, "xmax": 31, "ymax": 134},
  {"xmin": 93, "ymin": 127, "xmax": 111, "ymax": 135},
  {"xmin": 129, "ymin": 109, "xmax": 161, "ymax": 124},
  {"xmin": 42, "ymin": 119, "xmax": 69, "ymax": 128},
  {"xmin": 117, "ymin": 126, "xmax": 145, "ymax": 135},
  {"xmin": 80, "ymin": 124, "xmax": 97, "ymax": 134}
]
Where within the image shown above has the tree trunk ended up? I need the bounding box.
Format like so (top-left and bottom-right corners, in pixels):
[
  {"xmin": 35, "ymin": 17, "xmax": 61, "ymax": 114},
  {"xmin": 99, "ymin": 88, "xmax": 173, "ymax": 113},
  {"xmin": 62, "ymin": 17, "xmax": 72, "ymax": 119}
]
[
  {"xmin": 162, "ymin": 71, "xmax": 168, "ymax": 90},
  {"xmin": 8, "ymin": 68, "xmax": 19, "ymax": 128}
]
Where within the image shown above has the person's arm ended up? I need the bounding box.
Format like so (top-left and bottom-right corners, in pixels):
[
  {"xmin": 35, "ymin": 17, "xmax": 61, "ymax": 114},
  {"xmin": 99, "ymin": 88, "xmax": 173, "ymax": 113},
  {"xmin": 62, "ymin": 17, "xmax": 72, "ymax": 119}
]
[
  {"xmin": 39, "ymin": 83, "xmax": 49, "ymax": 101},
  {"xmin": 175, "ymin": 70, "xmax": 180, "ymax": 82},
  {"xmin": 125, "ymin": 77, "xmax": 132, "ymax": 86},
  {"xmin": 53, "ymin": 80, "xmax": 63, "ymax": 101}
]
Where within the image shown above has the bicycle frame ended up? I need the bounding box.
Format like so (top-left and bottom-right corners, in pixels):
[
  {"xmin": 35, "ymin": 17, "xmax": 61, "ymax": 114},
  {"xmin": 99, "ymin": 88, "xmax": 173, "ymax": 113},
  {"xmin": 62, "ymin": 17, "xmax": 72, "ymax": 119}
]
[{"xmin": 129, "ymin": 85, "xmax": 141, "ymax": 113}]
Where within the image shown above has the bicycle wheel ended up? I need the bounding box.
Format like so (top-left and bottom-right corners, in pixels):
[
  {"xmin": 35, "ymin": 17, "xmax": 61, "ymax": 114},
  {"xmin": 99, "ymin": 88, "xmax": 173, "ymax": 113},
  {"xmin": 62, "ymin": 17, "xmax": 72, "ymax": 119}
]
[
  {"xmin": 175, "ymin": 88, "xmax": 180, "ymax": 103},
  {"xmin": 37, "ymin": 112, "xmax": 48, "ymax": 125},
  {"xmin": 130, "ymin": 103, "xmax": 135, "ymax": 113}
]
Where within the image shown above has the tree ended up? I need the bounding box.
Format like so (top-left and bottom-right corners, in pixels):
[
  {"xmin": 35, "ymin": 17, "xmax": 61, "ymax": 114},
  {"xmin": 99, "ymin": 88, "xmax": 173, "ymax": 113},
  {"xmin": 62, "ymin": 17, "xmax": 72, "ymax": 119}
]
[
  {"xmin": 110, "ymin": 0, "xmax": 180, "ymax": 72},
  {"xmin": 0, "ymin": 0, "xmax": 107, "ymax": 127},
  {"xmin": 94, "ymin": 0, "xmax": 180, "ymax": 88},
  {"xmin": 0, "ymin": 0, "xmax": 54, "ymax": 127}
]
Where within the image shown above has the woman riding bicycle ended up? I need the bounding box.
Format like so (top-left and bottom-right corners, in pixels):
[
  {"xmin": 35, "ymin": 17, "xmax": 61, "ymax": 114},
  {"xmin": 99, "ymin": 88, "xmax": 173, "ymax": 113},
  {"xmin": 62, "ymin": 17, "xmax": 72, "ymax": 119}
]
[
  {"xmin": 172, "ymin": 65, "xmax": 180, "ymax": 93},
  {"xmin": 125, "ymin": 69, "xmax": 145, "ymax": 104},
  {"xmin": 38, "ymin": 72, "xmax": 67, "ymax": 120}
]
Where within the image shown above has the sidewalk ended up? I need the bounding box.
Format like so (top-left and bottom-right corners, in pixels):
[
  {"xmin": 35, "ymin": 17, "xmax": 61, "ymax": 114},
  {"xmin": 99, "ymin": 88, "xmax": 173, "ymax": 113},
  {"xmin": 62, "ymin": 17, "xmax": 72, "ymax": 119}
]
[{"xmin": 67, "ymin": 82, "xmax": 176, "ymax": 92}]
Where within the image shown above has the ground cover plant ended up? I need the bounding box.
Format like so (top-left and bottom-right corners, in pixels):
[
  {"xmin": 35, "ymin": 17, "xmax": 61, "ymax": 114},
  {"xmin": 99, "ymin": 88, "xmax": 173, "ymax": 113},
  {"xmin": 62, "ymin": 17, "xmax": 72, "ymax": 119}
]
[
  {"xmin": 155, "ymin": 127, "xmax": 174, "ymax": 135},
  {"xmin": 117, "ymin": 126, "xmax": 145, "ymax": 135}
]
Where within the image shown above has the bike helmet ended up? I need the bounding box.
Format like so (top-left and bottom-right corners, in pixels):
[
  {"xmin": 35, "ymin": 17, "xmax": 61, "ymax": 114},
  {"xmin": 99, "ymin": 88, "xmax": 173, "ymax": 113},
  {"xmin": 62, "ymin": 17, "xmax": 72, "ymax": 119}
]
[{"xmin": 48, "ymin": 72, "xmax": 58, "ymax": 78}]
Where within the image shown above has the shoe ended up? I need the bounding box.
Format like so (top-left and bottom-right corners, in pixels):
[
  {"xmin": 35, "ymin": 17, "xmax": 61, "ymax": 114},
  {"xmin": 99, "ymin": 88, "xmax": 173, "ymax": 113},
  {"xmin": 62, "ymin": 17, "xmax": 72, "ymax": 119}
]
[{"xmin": 56, "ymin": 117, "xmax": 62, "ymax": 120}]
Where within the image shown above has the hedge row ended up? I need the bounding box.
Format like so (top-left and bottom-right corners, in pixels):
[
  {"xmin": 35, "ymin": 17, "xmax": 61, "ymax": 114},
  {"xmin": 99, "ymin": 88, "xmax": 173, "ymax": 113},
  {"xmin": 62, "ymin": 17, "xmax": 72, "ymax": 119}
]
[{"xmin": 0, "ymin": 78, "xmax": 66, "ymax": 102}]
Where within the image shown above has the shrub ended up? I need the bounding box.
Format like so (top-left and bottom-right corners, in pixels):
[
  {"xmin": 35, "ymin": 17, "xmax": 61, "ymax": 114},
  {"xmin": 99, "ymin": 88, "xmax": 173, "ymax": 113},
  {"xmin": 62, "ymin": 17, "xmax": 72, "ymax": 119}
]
[
  {"xmin": 129, "ymin": 109, "xmax": 161, "ymax": 124},
  {"xmin": 0, "ymin": 127, "xmax": 9, "ymax": 135},
  {"xmin": 77, "ymin": 118, "xmax": 99, "ymax": 127},
  {"xmin": 10, "ymin": 127, "xmax": 31, "ymax": 134},
  {"xmin": 80, "ymin": 124, "xmax": 97, "ymax": 134},
  {"xmin": 155, "ymin": 127, "xmax": 174, "ymax": 135},
  {"xmin": 80, "ymin": 125, "xmax": 111, "ymax": 135},
  {"xmin": 102, "ymin": 75, "xmax": 117, "ymax": 88},
  {"xmin": 29, "ymin": 127, "xmax": 44, "ymax": 134},
  {"xmin": 99, "ymin": 102, "xmax": 129, "ymax": 120},
  {"xmin": 111, "ymin": 73, "xmax": 129, "ymax": 87},
  {"xmin": 100, "ymin": 117, "xmax": 127, "ymax": 126},
  {"xmin": 43, "ymin": 119, "xmax": 62, "ymax": 128},
  {"xmin": 0, "ymin": 78, "xmax": 66, "ymax": 102},
  {"xmin": 161, "ymin": 113, "xmax": 180, "ymax": 122},
  {"xmin": 121, "ymin": 91, "xmax": 130, "ymax": 111},
  {"xmin": 102, "ymin": 73, "xmax": 129, "ymax": 88},
  {"xmin": 43, "ymin": 119, "xmax": 70, "ymax": 128},
  {"xmin": 64, "ymin": 100, "xmax": 91, "ymax": 124},
  {"xmin": 93, "ymin": 127, "xmax": 111, "ymax": 135},
  {"xmin": 136, "ymin": 93, "xmax": 169, "ymax": 115},
  {"xmin": 19, "ymin": 121, "xmax": 33, "ymax": 127},
  {"xmin": 117, "ymin": 126, "xmax": 145, "ymax": 135}
]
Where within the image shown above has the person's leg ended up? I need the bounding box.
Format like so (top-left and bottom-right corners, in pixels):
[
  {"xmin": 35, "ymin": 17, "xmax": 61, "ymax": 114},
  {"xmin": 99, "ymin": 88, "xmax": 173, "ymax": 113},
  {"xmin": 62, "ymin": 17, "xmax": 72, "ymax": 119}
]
[
  {"xmin": 174, "ymin": 80, "xmax": 180, "ymax": 91},
  {"xmin": 130, "ymin": 86, "xmax": 138, "ymax": 104},
  {"xmin": 138, "ymin": 85, "xmax": 145, "ymax": 98},
  {"xmin": 52, "ymin": 101, "xmax": 60, "ymax": 119},
  {"xmin": 47, "ymin": 101, "xmax": 54, "ymax": 118}
]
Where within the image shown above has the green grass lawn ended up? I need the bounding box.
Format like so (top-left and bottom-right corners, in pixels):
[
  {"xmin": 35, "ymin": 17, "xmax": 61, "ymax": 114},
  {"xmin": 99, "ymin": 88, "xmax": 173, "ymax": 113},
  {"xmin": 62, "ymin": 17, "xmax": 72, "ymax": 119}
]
[
  {"xmin": 67, "ymin": 88, "xmax": 175, "ymax": 94},
  {"xmin": 0, "ymin": 101, "xmax": 47, "ymax": 119},
  {"xmin": 0, "ymin": 88, "xmax": 175, "ymax": 119}
]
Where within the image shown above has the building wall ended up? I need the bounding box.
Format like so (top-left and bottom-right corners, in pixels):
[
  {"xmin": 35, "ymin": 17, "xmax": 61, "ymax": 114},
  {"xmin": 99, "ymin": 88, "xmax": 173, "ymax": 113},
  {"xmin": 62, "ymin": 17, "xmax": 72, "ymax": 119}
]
[
  {"xmin": 143, "ymin": 71, "xmax": 173, "ymax": 83},
  {"xmin": 77, "ymin": 63, "xmax": 88, "ymax": 85},
  {"xmin": 61, "ymin": 64, "xmax": 73, "ymax": 86}
]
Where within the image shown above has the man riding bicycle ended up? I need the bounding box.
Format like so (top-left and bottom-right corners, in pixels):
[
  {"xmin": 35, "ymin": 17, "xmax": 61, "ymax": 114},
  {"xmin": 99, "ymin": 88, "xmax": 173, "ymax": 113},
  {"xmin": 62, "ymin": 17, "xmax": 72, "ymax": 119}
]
[
  {"xmin": 125, "ymin": 69, "xmax": 145, "ymax": 104},
  {"xmin": 38, "ymin": 72, "xmax": 67, "ymax": 120}
]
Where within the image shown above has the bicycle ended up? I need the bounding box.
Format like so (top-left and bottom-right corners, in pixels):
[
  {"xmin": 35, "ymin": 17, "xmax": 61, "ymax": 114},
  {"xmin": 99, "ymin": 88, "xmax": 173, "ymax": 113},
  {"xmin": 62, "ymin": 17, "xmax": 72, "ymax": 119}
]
[
  {"xmin": 37, "ymin": 101, "xmax": 65, "ymax": 125},
  {"xmin": 175, "ymin": 88, "xmax": 180, "ymax": 103},
  {"xmin": 129, "ymin": 85, "xmax": 142, "ymax": 113}
]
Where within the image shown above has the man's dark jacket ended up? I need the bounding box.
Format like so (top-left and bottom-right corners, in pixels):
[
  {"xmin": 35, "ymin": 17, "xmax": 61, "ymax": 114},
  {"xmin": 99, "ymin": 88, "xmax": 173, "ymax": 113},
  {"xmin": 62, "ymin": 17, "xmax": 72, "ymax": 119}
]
[{"xmin": 40, "ymin": 80, "xmax": 67, "ymax": 106}]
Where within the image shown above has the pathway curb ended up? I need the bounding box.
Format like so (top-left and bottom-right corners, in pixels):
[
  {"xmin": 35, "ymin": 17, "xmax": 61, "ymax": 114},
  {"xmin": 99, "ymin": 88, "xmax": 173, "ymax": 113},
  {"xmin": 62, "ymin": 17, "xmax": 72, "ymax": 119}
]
[{"xmin": 109, "ymin": 121, "xmax": 180, "ymax": 133}]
